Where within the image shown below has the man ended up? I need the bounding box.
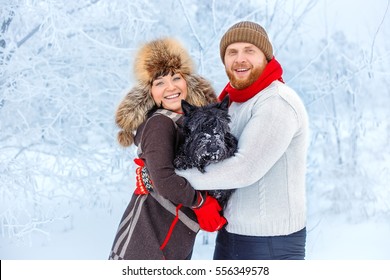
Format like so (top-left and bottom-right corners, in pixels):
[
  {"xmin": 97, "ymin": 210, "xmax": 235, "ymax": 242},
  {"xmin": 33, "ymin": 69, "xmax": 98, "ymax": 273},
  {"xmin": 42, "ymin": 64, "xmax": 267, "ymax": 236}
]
[{"xmin": 176, "ymin": 21, "xmax": 309, "ymax": 260}]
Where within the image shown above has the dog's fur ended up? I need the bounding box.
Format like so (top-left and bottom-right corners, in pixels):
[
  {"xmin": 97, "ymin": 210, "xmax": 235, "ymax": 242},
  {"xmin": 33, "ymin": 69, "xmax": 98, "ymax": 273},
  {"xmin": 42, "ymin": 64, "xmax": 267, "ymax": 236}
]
[{"xmin": 174, "ymin": 96, "xmax": 238, "ymax": 207}]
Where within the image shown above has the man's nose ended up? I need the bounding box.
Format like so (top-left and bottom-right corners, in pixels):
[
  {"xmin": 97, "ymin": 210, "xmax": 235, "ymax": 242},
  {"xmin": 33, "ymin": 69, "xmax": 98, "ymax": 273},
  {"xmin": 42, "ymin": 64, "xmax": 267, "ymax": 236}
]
[{"xmin": 235, "ymin": 51, "xmax": 245, "ymax": 62}]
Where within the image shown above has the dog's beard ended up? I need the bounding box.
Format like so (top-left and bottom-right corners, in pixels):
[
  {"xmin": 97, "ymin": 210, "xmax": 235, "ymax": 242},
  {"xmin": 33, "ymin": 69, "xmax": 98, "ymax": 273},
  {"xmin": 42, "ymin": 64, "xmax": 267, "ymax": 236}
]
[{"xmin": 191, "ymin": 133, "xmax": 229, "ymax": 165}]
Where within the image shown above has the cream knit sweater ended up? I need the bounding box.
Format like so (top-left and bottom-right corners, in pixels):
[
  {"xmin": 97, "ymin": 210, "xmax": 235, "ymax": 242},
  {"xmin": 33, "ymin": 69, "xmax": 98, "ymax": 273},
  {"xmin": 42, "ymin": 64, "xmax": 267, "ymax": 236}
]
[{"xmin": 177, "ymin": 81, "xmax": 309, "ymax": 236}]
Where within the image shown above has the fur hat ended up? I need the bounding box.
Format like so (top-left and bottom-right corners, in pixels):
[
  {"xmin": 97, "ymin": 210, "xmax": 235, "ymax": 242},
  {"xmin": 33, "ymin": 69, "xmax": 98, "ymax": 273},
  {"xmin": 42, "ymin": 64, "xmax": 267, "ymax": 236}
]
[
  {"xmin": 115, "ymin": 38, "xmax": 217, "ymax": 147},
  {"xmin": 219, "ymin": 21, "xmax": 273, "ymax": 63}
]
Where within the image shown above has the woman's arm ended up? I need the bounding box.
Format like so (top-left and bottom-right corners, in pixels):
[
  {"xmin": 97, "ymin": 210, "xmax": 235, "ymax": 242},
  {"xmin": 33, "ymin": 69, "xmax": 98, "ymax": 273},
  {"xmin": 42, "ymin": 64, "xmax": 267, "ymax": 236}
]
[{"xmin": 140, "ymin": 114, "xmax": 197, "ymax": 207}]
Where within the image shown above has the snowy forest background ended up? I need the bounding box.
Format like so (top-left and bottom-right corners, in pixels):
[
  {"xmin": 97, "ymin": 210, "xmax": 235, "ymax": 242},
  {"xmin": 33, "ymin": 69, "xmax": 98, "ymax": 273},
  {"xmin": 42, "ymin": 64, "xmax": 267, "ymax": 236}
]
[{"xmin": 1, "ymin": 0, "xmax": 389, "ymax": 259}]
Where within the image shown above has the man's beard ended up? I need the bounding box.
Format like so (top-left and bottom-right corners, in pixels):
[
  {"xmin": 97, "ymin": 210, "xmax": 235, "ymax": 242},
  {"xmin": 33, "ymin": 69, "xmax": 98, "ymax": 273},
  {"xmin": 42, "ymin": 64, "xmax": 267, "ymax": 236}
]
[{"xmin": 226, "ymin": 64, "xmax": 263, "ymax": 90}]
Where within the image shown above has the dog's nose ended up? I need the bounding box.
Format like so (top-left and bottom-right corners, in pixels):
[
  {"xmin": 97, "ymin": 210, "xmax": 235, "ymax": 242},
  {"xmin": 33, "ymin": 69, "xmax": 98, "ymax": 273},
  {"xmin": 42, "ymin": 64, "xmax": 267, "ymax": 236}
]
[{"xmin": 208, "ymin": 142, "xmax": 219, "ymax": 153}]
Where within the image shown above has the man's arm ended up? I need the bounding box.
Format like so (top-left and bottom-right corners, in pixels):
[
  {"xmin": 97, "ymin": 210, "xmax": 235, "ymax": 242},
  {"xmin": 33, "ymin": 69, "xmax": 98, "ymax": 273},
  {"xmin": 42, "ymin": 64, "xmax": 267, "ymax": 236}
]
[{"xmin": 176, "ymin": 95, "xmax": 299, "ymax": 190}]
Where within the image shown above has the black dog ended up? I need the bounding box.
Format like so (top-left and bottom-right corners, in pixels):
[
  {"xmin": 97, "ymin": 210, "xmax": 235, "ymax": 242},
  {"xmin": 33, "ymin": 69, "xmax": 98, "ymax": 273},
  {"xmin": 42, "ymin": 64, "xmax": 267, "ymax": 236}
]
[{"xmin": 174, "ymin": 96, "xmax": 238, "ymax": 207}]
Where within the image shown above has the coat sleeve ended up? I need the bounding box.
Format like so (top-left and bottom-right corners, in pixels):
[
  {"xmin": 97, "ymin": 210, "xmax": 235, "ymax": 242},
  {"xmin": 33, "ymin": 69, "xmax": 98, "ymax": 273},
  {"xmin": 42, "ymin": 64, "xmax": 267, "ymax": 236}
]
[
  {"xmin": 140, "ymin": 114, "xmax": 197, "ymax": 207},
  {"xmin": 176, "ymin": 95, "xmax": 299, "ymax": 190}
]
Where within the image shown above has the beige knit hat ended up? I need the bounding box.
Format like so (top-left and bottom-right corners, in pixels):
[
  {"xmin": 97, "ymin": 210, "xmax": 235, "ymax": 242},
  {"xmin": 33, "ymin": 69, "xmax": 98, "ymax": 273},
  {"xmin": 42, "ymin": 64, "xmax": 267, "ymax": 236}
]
[{"xmin": 219, "ymin": 21, "xmax": 273, "ymax": 63}]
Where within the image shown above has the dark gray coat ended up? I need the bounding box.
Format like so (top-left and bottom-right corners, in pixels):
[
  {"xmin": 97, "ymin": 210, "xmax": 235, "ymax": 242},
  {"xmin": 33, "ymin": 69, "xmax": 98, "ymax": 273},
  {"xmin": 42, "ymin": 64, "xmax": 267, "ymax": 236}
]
[{"xmin": 109, "ymin": 113, "xmax": 200, "ymax": 260}]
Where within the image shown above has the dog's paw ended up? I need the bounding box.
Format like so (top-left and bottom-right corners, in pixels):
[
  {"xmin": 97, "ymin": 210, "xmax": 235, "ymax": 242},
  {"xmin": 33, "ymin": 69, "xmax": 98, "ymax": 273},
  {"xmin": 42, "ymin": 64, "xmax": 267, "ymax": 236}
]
[
  {"xmin": 173, "ymin": 156, "xmax": 189, "ymax": 170},
  {"xmin": 196, "ymin": 165, "xmax": 206, "ymax": 173},
  {"xmin": 173, "ymin": 158, "xmax": 182, "ymax": 169}
]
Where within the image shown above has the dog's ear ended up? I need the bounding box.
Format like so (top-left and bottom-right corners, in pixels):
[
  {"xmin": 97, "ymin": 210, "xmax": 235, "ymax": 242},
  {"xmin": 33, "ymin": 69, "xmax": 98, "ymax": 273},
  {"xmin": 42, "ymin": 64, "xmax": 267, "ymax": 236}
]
[
  {"xmin": 219, "ymin": 95, "xmax": 230, "ymax": 111},
  {"xmin": 181, "ymin": 99, "xmax": 195, "ymax": 115}
]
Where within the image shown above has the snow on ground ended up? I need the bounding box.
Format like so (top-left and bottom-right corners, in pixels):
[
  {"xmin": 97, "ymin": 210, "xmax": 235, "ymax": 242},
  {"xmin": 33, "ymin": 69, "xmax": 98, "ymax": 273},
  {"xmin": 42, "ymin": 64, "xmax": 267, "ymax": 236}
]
[
  {"xmin": 1, "ymin": 202, "xmax": 389, "ymax": 260},
  {"xmin": 305, "ymin": 216, "xmax": 390, "ymax": 260}
]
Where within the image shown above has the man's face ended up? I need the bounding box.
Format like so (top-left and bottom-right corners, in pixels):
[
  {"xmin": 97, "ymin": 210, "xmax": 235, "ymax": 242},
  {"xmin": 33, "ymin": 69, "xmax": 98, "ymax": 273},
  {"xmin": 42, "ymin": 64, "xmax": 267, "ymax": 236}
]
[{"xmin": 224, "ymin": 42, "xmax": 267, "ymax": 89}]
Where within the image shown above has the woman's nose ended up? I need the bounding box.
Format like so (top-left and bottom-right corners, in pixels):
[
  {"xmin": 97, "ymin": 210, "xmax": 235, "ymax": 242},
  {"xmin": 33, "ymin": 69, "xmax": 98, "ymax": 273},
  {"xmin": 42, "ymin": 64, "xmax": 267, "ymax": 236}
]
[{"xmin": 165, "ymin": 80, "xmax": 175, "ymax": 91}]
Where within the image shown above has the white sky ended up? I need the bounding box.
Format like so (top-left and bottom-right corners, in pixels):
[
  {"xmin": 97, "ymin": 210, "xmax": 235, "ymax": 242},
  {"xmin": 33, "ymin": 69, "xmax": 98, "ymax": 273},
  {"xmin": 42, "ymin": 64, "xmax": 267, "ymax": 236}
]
[{"xmin": 306, "ymin": 0, "xmax": 390, "ymax": 45}]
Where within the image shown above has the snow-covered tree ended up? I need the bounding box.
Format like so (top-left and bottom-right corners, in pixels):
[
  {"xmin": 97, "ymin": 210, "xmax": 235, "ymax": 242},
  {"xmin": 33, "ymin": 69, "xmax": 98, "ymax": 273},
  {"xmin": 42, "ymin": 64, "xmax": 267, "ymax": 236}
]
[{"xmin": 1, "ymin": 0, "xmax": 389, "ymax": 256}]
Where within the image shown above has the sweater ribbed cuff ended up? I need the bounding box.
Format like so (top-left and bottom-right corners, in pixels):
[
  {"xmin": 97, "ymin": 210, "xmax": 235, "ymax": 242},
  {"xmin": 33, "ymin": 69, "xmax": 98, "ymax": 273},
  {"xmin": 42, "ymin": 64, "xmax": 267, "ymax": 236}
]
[{"xmin": 191, "ymin": 191, "xmax": 206, "ymax": 209}]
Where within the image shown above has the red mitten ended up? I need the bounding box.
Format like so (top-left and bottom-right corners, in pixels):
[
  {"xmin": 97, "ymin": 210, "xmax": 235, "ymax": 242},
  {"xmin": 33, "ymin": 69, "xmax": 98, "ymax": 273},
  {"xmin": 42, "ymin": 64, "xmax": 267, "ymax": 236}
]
[
  {"xmin": 134, "ymin": 158, "xmax": 153, "ymax": 195},
  {"xmin": 193, "ymin": 192, "xmax": 227, "ymax": 232}
]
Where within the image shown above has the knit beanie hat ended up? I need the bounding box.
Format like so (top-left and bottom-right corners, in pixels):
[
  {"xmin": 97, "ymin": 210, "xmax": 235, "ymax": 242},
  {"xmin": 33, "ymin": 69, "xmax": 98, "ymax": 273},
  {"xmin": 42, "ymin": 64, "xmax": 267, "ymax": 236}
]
[{"xmin": 219, "ymin": 21, "xmax": 273, "ymax": 63}]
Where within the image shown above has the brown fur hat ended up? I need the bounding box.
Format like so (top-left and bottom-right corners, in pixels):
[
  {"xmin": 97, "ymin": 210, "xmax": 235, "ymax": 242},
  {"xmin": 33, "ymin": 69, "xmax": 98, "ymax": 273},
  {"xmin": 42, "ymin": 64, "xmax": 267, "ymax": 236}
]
[{"xmin": 115, "ymin": 38, "xmax": 217, "ymax": 147}]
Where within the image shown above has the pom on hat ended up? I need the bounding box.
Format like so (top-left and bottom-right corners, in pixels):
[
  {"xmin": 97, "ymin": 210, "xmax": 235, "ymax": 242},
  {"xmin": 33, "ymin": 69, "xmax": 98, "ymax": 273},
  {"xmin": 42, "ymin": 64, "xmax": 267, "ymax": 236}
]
[{"xmin": 219, "ymin": 21, "xmax": 273, "ymax": 63}]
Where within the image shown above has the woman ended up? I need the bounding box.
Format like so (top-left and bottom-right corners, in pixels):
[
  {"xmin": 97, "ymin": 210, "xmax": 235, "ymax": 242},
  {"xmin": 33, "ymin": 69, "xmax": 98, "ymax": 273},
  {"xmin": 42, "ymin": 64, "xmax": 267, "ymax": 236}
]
[{"xmin": 109, "ymin": 38, "xmax": 226, "ymax": 260}]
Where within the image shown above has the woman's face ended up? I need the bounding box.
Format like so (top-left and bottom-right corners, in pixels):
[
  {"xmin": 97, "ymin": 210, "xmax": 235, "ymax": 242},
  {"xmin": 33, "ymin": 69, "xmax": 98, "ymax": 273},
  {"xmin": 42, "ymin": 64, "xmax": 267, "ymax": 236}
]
[{"xmin": 151, "ymin": 73, "xmax": 188, "ymax": 113}]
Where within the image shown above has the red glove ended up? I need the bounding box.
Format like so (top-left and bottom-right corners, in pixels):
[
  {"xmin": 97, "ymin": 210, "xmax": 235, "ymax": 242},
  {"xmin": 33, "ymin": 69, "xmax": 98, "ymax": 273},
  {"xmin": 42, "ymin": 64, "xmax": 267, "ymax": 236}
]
[
  {"xmin": 193, "ymin": 192, "xmax": 227, "ymax": 232},
  {"xmin": 134, "ymin": 158, "xmax": 153, "ymax": 195}
]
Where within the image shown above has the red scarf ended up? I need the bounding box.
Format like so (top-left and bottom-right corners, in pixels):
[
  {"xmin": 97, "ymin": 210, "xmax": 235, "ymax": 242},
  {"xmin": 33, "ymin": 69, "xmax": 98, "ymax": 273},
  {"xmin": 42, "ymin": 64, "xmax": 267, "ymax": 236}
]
[{"xmin": 219, "ymin": 57, "xmax": 284, "ymax": 103}]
